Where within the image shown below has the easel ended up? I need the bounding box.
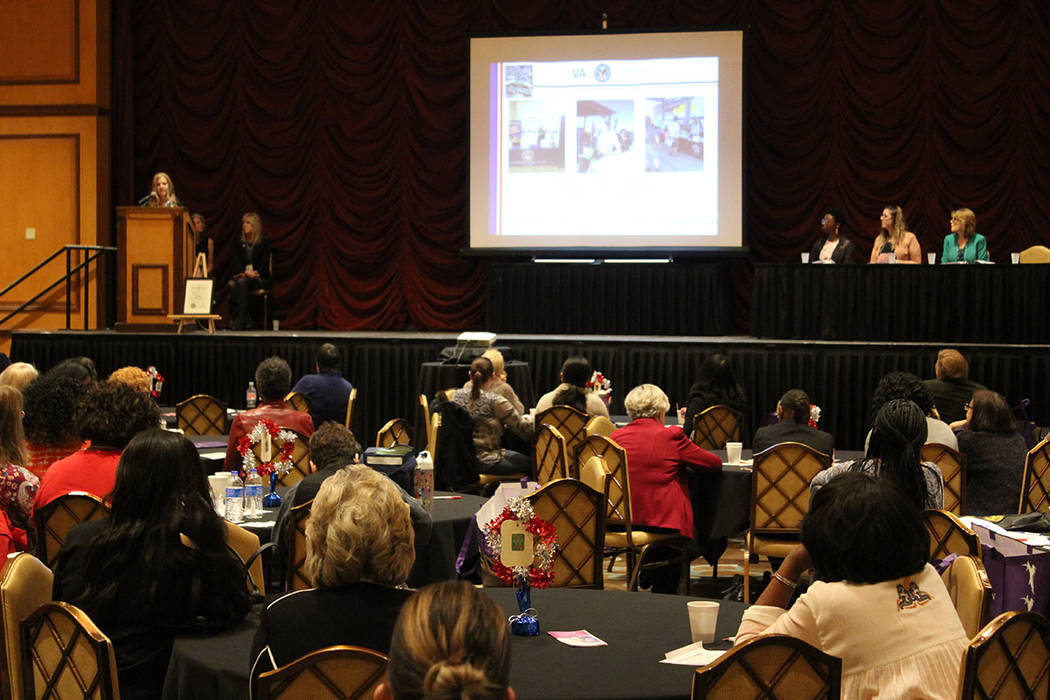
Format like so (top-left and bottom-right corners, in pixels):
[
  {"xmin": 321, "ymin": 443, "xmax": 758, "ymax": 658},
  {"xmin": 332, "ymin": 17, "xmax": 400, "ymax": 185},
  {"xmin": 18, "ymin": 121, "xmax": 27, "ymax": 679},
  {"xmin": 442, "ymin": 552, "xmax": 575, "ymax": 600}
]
[{"xmin": 167, "ymin": 253, "xmax": 220, "ymax": 333}]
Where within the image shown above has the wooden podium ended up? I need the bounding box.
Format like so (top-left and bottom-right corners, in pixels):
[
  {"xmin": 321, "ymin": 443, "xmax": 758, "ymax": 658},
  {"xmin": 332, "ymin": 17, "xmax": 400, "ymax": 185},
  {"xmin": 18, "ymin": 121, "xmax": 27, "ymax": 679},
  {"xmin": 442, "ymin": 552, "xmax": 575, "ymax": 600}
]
[{"xmin": 116, "ymin": 207, "xmax": 195, "ymax": 329}]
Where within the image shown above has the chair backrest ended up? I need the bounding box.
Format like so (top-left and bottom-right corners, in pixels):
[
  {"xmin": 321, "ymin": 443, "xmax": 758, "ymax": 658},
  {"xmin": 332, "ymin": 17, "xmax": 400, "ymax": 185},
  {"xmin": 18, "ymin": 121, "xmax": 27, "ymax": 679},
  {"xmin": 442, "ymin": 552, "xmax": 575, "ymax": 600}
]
[
  {"xmin": 34, "ymin": 492, "xmax": 110, "ymax": 568},
  {"xmin": 255, "ymin": 645, "xmax": 388, "ymax": 700},
  {"xmin": 536, "ymin": 405, "xmax": 590, "ymax": 467},
  {"xmin": 922, "ymin": 508, "xmax": 981, "ymax": 561},
  {"xmin": 343, "ymin": 387, "xmax": 357, "ymax": 429},
  {"xmin": 958, "ymin": 611, "xmax": 1050, "ymax": 699},
  {"xmin": 534, "ymin": 424, "xmax": 569, "ymax": 485},
  {"xmin": 751, "ymin": 442, "xmax": 831, "ymax": 535},
  {"xmin": 428, "ymin": 412, "xmax": 440, "ymax": 460},
  {"xmin": 250, "ymin": 427, "xmax": 312, "ymax": 488},
  {"xmin": 176, "ymin": 393, "xmax": 228, "ymax": 436},
  {"xmin": 584, "ymin": 414, "xmax": 616, "ymax": 437},
  {"xmin": 376, "ymin": 418, "xmax": 412, "ymax": 448},
  {"xmin": 941, "ymin": 554, "xmax": 993, "ymax": 639},
  {"xmin": 21, "ymin": 601, "xmax": 119, "ymax": 700},
  {"xmin": 285, "ymin": 500, "xmax": 313, "ymax": 592},
  {"xmin": 1020, "ymin": 436, "xmax": 1050, "ymax": 513},
  {"xmin": 691, "ymin": 405, "xmax": 742, "ymax": 450},
  {"xmin": 527, "ymin": 478, "xmax": 607, "ymax": 588},
  {"xmin": 1018, "ymin": 245, "xmax": 1050, "ymax": 264},
  {"xmin": 224, "ymin": 520, "xmax": 266, "ymax": 595},
  {"xmin": 574, "ymin": 435, "xmax": 631, "ymax": 528},
  {"xmin": 0, "ymin": 553, "xmax": 53, "ymax": 700},
  {"xmin": 284, "ymin": 391, "xmax": 311, "ymax": 413},
  {"xmin": 691, "ymin": 634, "xmax": 842, "ymax": 699},
  {"xmin": 920, "ymin": 442, "xmax": 966, "ymax": 515},
  {"xmin": 419, "ymin": 394, "xmax": 432, "ymax": 449}
]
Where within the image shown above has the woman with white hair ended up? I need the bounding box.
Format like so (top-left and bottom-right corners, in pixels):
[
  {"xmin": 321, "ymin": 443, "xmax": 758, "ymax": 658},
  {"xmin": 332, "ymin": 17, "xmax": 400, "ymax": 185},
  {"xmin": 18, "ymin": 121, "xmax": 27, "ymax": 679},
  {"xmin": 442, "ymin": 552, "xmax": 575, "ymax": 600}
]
[{"xmin": 610, "ymin": 383, "xmax": 721, "ymax": 592}]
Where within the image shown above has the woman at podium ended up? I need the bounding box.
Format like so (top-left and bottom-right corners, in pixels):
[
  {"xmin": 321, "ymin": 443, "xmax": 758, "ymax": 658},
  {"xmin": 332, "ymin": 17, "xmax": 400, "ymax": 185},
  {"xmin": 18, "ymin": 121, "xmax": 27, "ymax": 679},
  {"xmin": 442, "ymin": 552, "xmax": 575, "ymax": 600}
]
[
  {"xmin": 227, "ymin": 212, "xmax": 271, "ymax": 330},
  {"xmin": 138, "ymin": 171, "xmax": 183, "ymax": 208}
]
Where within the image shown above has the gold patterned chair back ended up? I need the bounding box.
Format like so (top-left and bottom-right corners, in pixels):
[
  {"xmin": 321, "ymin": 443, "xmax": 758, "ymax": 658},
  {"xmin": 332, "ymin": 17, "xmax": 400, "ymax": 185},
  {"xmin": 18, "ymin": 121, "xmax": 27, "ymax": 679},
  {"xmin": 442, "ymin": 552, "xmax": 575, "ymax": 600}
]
[
  {"xmin": 256, "ymin": 645, "xmax": 388, "ymax": 700},
  {"xmin": 941, "ymin": 554, "xmax": 993, "ymax": 639},
  {"xmin": 343, "ymin": 388, "xmax": 357, "ymax": 429},
  {"xmin": 922, "ymin": 508, "xmax": 981, "ymax": 561},
  {"xmin": 284, "ymin": 391, "xmax": 311, "ymax": 413},
  {"xmin": 250, "ymin": 427, "xmax": 312, "ymax": 488},
  {"xmin": 34, "ymin": 493, "xmax": 110, "ymax": 569},
  {"xmin": 527, "ymin": 478, "xmax": 607, "ymax": 588},
  {"xmin": 574, "ymin": 435, "xmax": 629, "ymax": 526},
  {"xmin": 0, "ymin": 553, "xmax": 53, "ymax": 700},
  {"xmin": 691, "ymin": 405, "xmax": 742, "ymax": 450},
  {"xmin": 691, "ymin": 634, "xmax": 841, "ymax": 699},
  {"xmin": 751, "ymin": 442, "xmax": 830, "ymax": 535},
  {"xmin": 534, "ymin": 424, "xmax": 568, "ymax": 485},
  {"xmin": 958, "ymin": 611, "xmax": 1050, "ymax": 699},
  {"xmin": 376, "ymin": 418, "xmax": 412, "ymax": 448},
  {"xmin": 176, "ymin": 394, "xmax": 228, "ymax": 435},
  {"xmin": 920, "ymin": 442, "xmax": 966, "ymax": 515},
  {"xmin": 536, "ymin": 405, "xmax": 590, "ymax": 469},
  {"xmin": 21, "ymin": 601, "xmax": 119, "ymax": 700},
  {"xmin": 286, "ymin": 500, "xmax": 313, "ymax": 592},
  {"xmin": 223, "ymin": 520, "xmax": 265, "ymax": 595},
  {"xmin": 584, "ymin": 414, "xmax": 616, "ymax": 437},
  {"xmin": 1020, "ymin": 437, "xmax": 1050, "ymax": 513}
]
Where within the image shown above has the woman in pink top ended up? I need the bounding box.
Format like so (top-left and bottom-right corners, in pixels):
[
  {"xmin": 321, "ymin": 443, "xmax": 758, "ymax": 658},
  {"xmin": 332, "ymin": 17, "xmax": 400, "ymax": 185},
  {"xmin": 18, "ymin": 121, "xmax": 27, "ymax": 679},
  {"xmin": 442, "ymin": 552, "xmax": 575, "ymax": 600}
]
[{"xmin": 870, "ymin": 205, "xmax": 921, "ymax": 263}]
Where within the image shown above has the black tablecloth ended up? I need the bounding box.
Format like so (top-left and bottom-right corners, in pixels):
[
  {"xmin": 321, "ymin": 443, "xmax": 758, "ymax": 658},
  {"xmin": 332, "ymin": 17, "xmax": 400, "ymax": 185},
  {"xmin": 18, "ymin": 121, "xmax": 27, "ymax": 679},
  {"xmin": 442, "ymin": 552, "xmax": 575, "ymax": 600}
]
[
  {"xmin": 407, "ymin": 493, "xmax": 487, "ymax": 586},
  {"xmin": 752, "ymin": 262, "xmax": 1050, "ymax": 342}
]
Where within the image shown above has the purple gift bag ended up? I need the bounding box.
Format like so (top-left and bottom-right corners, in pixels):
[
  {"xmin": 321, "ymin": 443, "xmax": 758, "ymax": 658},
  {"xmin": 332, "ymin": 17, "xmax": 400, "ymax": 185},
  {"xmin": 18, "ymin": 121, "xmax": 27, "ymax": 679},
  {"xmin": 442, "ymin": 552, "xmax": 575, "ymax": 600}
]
[{"xmin": 981, "ymin": 543, "xmax": 1050, "ymax": 618}]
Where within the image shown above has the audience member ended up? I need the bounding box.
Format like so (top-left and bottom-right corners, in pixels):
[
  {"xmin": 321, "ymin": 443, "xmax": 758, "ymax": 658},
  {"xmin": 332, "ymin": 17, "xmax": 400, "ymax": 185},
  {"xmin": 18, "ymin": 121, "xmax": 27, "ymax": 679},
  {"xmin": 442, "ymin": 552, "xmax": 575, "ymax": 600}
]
[
  {"xmin": 451, "ymin": 357, "xmax": 532, "ymax": 475},
  {"xmin": 54, "ymin": 430, "xmax": 250, "ymax": 699},
  {"xmin": 809, "ymin": 208, "xmax": 858, "ymax": 264},
  {"xmin": 107, "ymin": 366, "xmax": 152, "ymax": 394},
  {"xmin": 48, "ymin": 356, "xmax": 97, "ymax": 385},
  {"xmin": 225, "ymin": 356, "xmax": 315, "ymax": 468},
  {"xmin": 611, "ymin": 383, "xmax": 721, "ymax": 593},
  {"xmin": 0, "ymin": 362, "xmax": 38, "ymax": 393},
  {"xmin": 813, "ymin": 399, "xmax": 943, "ymax": 509},
  {"xmin": 866, "ymin": 371, "xmax": 956, "ymax": 450},
  {"xmin": 461, "ymin": 349, "xmax": 524, "ymax": 414},
  {"xmin": 250, "ymin": 466, "xmax": 415, "ymax": 692},
  {"xmin": 377, "ymin": 580, "xmax": 513, "ymax": 700},
  {"xmin": 0, "ymin": 386, "xmax": 36, "ymax": 551},
  {"xmin": 752, "ymin": 389, "xmax": 833, "ymax": 455},
  {"xmin": 681, "ymin": 354, "xmax": 747, "ymax": 437},
  {"xmin": 35, "ymin": 382, "xmax": 160, "ymax": 509},
  {"xmin": 22, "ymin": 374, "xmax": 85, "ymax": 479},
  {"xmin": 953, "ymin": 390, "xmax": 1026, "ymax": 516},
  {"xmin": 922, "ymin": 349, "xmax": 988, "ymax": 425},
  {"xmin": 290, "ymin": 343, "xmax": 354, "ymax": 427},
  {"xmin": 535, "ymin": 355, "xmax": 609, "ymax": 418},
  {"xmin": 736, "ymin": 472, "xmax": 967, "ymax": 699}
]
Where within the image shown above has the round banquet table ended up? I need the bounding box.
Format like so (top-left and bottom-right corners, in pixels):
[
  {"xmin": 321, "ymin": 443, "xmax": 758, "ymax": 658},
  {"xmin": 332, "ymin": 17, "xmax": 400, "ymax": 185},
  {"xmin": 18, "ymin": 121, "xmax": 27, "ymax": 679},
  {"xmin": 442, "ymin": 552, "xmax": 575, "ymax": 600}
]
[
  {"xmin": 162, "ymin": 588, "xmax": 746, "ymax": 700},
  {"xmin": 407, "ymin": 492, "xmax": 487, "ymax": 586}
]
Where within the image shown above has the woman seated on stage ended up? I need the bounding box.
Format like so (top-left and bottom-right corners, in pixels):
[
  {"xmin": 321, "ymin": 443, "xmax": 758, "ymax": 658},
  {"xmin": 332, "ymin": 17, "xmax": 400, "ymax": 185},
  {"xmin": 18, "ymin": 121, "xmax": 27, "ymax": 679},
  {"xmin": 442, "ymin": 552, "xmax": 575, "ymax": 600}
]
[
  {"xmin": 534, "ymin": 355, "xmax": 609, "ymax": 418},
  {"xmin": 451, "ymin": 357, "xmax": 533, "ymax": 475},
  {"xmin": 736, "ymin": 472, "xmax": 967, "ymax": 699},
  {"xmin": 812, "ymin": 399, "xmax": 943, "ymax": 510},
  {"xmin": 227, "ymin": 211, "xmax": 272, "ymax": 330},
  {"xmin": 611, "ymin": 383, "xmax": 721, "ymax": 593},
  {"xmin": 138, "ymin": 171, "xmax": 183, "ymax": 208},
  {"xmin": 377, "ymin": 580, "xmax": 513, "ymax": 700},
  {"xmin": 869, "ymin": 204, "xmax": 921, "ymax": 263},
  {"xmin": 951, "ymin": 390, "xmax": 1026, "ymax": 516},
  {"xmin": 250, "ymin": 465, "xmax": 415, "ymax": 691},
  {"xmin": 941, "ymin": 208, "xmax": 988, "ymax": 263},
  {"xmin": 808, "ymin": 208, "xmax": 858, "ymax": 264},
  {"xmin": 681, "ymin": 354, "xmax": 747, "ymax": 435},
  {"xmin": 460, "ymin": 349, "xmax": 524, "ymax": 414},
  {"xmin": 54, "ymin": 430, "xmax": 250, "ymax": 699},
  {"xmin": 191, "ymin": 212, "xmax": 214, "ymax": 275}
]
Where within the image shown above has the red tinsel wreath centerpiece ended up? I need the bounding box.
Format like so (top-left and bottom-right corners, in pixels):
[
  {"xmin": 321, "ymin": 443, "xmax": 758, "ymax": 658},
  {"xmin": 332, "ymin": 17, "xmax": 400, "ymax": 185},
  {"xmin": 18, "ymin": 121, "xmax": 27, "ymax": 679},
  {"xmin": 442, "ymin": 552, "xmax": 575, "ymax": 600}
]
[
  {"xmin": 235, "ymin": 419, "xmax": 295, "ymax": 480},
  {"xmin": 483, "ymin": 497, "xmax": 558, "ymax": 588}
]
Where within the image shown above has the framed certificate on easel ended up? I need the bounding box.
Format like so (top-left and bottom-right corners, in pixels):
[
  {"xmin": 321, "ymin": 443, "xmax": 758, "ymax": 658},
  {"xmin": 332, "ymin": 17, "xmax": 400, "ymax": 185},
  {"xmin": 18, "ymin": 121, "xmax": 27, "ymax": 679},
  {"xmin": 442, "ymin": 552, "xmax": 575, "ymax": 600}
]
[{"xmin": 183, "ymin": 279, "xmax": 213, "ymax": 314}]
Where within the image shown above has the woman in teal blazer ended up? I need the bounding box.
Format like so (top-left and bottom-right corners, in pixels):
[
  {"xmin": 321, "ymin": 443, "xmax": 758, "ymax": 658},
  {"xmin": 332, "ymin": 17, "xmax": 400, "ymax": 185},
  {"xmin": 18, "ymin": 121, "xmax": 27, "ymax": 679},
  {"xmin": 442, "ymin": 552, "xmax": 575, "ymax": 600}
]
[{"xmin": 941, "ymin": 208, "xmax": 988, "ymax": 263}]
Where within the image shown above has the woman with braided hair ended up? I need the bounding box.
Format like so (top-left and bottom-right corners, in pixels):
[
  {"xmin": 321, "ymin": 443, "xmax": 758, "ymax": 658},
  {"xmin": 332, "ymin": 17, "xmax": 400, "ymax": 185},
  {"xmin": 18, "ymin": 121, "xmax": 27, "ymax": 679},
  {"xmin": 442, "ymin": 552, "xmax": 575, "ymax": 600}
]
[
  {"xmin": 811, "ymin": 399, "xmax": 943, "ymax": 509},
  {"xmin": 450, "ymin": 356, "xmax": 533, "ymax": 475}
]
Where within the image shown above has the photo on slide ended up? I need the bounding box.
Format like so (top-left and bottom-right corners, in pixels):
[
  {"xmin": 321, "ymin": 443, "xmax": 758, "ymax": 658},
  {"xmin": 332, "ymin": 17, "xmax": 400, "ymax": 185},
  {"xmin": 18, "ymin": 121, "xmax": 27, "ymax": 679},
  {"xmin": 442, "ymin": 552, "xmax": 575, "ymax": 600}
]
[
  {"xmin": 577, "ymin": 100, "xmax": 635, "ymax": 174},
  {"xmin": 645, "ymin": 97, "xmax": 705, "ymax": 172},
  {"xmin": 505, "ymin": 65, "xmax": 533, "ymax": 97},
  {"xmin": 508, "ymin": 100, "xmax": 566, "ymax": 173}
]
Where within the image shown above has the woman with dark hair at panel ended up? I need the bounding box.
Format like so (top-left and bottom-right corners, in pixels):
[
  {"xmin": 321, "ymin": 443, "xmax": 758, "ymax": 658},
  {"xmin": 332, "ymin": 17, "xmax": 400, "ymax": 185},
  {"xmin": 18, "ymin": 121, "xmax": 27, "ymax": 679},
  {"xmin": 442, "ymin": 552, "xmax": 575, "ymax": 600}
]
[
  {"xmin": 808, "ymin": 208, "xmax": 858, "ymax": 264},
  {"xmin": 534, "ymin": 355, "xmax": 609, "ymax": 417},
  {"xmin": 0, "ymin": 386, "xmax": 38, "ymax": 552},
  {"xmin": 377, "ymin": 580, "xmax": 513, "ymax": 700},
  {"xmin": 22, "ymin": 374, "xmax": 86, "ymax": 479},
  {"xmin": 138, "ymin": 171, "xmax": 184, "ymax": 208},
  {"xmin": 54, "ymin": 430, "xmax": 250, "ymax": 699},
  {"xmin": 812, "ymin": 399, "xmax": 943, "ymax": 510},
  {"xmin": 451, "ymin": 357, "xmax": 533, "ymax": 475},
  {"xmin": 869, "ymin": 204, "xmax": 921, "ymax": 263},
  {"xmin": 865, "ymin": 371, "xmax": 956, "ymax": 450},
  {"xmin": 736, "ymin": 472, "xmax": 967, "ymax": 699},
  {"xmin": 227, "ymin": 211, "xmax": 272, "ymax": 330},
  {"xmin": 940, "ymin": 208, "xmax": 988, "ymax": 263},
  {"xmin": 681, "ymin": 354, "xmax": 747, "ymax": 435},
  {"xmin": 952, "ymin": 390, "xmax": 1026, "ymax": 515}
]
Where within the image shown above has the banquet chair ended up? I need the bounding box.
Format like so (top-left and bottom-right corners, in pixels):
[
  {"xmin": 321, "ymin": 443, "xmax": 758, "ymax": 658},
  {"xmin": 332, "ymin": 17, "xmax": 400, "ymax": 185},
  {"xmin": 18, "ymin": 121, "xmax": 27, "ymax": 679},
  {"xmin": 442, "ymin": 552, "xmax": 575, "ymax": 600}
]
[
  {"xmin": 427, "ymin": 412, "xmax": 440, "ymax": 458},
  {"xmin": 34, "ymin": 492, "xmax": 110, "ymax": 569},
  {"xmin": 249, "ymin": 427, "xmax": 312, "ymax": 488},
  {"xmin": 690, "ymin": 405, "xmax": 742, "ymax": 450},
  {"xmin": 248, "ymin": 257, "xmax": 273, "ymax": 329},
  {"xmin": 691, "ymin": 634, "xmax": 841, "ymax": 699},
  {"xmin": 1017, "ymin": 245, "xmax": 1050, "ymax": 264},
  {"xmin": 744, "ymin": 442, "xmax": 831, "ymax": 602},
  {"xmin": 1019, "ymin": 436, "xmax": 1050, "ymax": 513},
  {"xmin": 941, "ymin": 554, "xmax": 993, "ymax": 638},
  {"xmin": 419, "ymin": 394, "xmax": 432, "ymax": 451},
  {"xmin": 536, "ymin": 405, "xmax": 590, "ymax": 470},
  {"xmin": 584, "ymin": 414, "xmax": 616, "ymax": 437},
  {"xmin": 285, "ymin": 500, "xmax": 313, "ymax": 592},
  {"xmin": 0, "ymin": 553, "xmax": 53, "ymax": 700},
  {"xmin": 284, "ymin": 391, "xmax": 310, "ymax": 413},
  {"xmin": 176, "ymin": 394, "xmax": 228, "ymax": 436},
  {"xmin": 376, "ymin": 418, "xmax": 412, "ymax": 448},
  {"xmin": 224, "ymin": 521, "xmax": 267, "ymax": 595},
  {"xmin": 957, "ymin": 610, "xmax": 1050, "ymax": 699},
  {"xmin": 534, "ymin": 424, "xmax": 569, "ymax": 485},
  {"xmin": 920, "ymin": 442, "xmax": 966, "ymax": 515},
  {"xmin": 21, "ymin": 601, "xmax": 119, "ymax": 700},
  {"xmin": 922, "ymin": 509, "xmax": 981, "ymax": 561},
  {"xmin": 343, "ymin": 387, "xmax": 357, "ymax": 430},
  {"xmin": 255, "ymin": 644, "xmax": 388, "ymax": 700}
]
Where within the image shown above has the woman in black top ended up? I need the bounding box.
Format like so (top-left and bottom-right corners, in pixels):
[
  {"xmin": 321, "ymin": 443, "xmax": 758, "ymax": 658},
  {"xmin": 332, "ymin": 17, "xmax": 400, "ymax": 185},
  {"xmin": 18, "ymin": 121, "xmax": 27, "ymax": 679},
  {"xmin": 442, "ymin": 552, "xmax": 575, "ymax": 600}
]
[
  {"xmin": 227, "ymin": 211, "xmax": 272, "ymax": 330},
  {"xmin": 953, "ymin": 390, "xmax": 1027, "ymax": 515},
  {"xmin": 682, "ymin": 354, "xmax": 747, "ymax": 435}
]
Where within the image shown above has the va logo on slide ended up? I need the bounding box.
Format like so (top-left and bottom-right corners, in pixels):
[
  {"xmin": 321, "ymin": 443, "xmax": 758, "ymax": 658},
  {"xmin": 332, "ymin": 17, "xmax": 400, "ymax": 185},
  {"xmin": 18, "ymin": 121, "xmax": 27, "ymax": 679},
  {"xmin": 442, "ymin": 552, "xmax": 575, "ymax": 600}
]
[{"xmin": 594, "ymin": 64, "xmax": 611, "ymax": 82}]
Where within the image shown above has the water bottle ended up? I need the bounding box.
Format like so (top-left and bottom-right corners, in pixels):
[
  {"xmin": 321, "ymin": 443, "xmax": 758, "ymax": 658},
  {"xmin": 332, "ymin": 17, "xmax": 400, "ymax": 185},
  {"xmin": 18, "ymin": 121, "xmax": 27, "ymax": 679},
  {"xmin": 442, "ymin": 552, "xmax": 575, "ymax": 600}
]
[
  {"xmin": 244, "ymin": 468, "xmax": 264, "ymax": 518},
  {"xmin": 246, "ymin": 381, "xmax": 257, "ymax": 409},
  {"xmin": 225, "ymin": 471, "xmax": 244, "ymax": 523},
  {"xmin": 414, "ymin": 450, "xmax": 434, "ymax": 513}
]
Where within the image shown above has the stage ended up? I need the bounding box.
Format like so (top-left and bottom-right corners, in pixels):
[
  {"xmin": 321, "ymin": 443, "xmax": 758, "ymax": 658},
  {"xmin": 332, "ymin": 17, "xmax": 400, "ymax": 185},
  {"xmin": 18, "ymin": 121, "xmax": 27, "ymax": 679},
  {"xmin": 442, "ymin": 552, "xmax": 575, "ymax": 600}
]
[{"xmin": 12, "ymin": 329, "xmax": 1048, "ymax": 452}]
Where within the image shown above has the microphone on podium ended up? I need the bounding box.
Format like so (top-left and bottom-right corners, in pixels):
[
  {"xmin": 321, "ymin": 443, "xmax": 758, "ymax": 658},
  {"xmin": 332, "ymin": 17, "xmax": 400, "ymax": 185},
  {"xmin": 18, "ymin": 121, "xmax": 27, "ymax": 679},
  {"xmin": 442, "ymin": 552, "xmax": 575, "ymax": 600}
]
[{"xmin": 138, "ymin": 191, "xmax": 158, "ymax": 206}]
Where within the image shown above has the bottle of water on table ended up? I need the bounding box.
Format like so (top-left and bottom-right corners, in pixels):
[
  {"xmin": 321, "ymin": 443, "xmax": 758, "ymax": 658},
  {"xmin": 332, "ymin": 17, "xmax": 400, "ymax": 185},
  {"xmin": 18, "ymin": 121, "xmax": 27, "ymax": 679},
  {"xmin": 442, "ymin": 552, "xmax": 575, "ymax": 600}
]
[
  {"xmin": 246, "ymin": 381, "xmax": 257, "ymax": 409},
  {"xmin": 244, "ymin": 467, "xmax": 263, "ymax": 518},
  {"xmin": 225, "ymin": 471, "xmax": 244, "ymax": 523}
]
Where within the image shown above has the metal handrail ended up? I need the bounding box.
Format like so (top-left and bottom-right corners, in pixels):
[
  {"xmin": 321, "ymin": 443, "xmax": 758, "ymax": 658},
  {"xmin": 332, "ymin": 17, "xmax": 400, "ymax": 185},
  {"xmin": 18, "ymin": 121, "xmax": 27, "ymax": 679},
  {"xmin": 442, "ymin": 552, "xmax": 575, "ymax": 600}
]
[{"xmin": 0, "ymin": 245, "xmax": 117, "ymax": 329}]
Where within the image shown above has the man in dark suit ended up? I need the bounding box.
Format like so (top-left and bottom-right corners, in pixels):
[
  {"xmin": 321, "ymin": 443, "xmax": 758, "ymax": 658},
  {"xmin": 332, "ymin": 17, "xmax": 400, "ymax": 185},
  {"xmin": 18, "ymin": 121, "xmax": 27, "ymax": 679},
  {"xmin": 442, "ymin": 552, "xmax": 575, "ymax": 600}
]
[
  {"xmin": 922, "ymin": 349, "xmax": 988, "ymax": 425},
  {"xmin": 752, "ymin": 389, "xmax": 834, "ymax": 456}
]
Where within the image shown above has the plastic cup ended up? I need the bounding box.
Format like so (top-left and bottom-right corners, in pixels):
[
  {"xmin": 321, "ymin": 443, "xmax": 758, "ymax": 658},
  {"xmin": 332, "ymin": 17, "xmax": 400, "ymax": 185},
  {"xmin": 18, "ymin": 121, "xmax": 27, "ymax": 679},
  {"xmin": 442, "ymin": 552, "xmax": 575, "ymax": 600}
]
[
  {"xmin": 887, "ymin": 252, "xmax": 897, "ymax": 264},
  {"xmin": 207, "ymin": 473, "xmax": 227, "ymax": 511},
  {"xmin": 687, "ymin": 601, "xmax": 720, "ymax": 643},
  {"xmin": 726, "ymin": 442, "xmax": 743, "ymax": 464},
  {"xmin": 927, "ymin": 252, "xmax": 936, "ymax": 265},
  {"xmin": 1012, "ymin": 252, "xmax": 1020, "ymax": 264},
  {"xmin": 272, "ymin": 320, "xmax": 280, "ymax": 331},
  {"xmin": 800, "ymin": 252, "xmax": 810, "ymax": 263}
]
